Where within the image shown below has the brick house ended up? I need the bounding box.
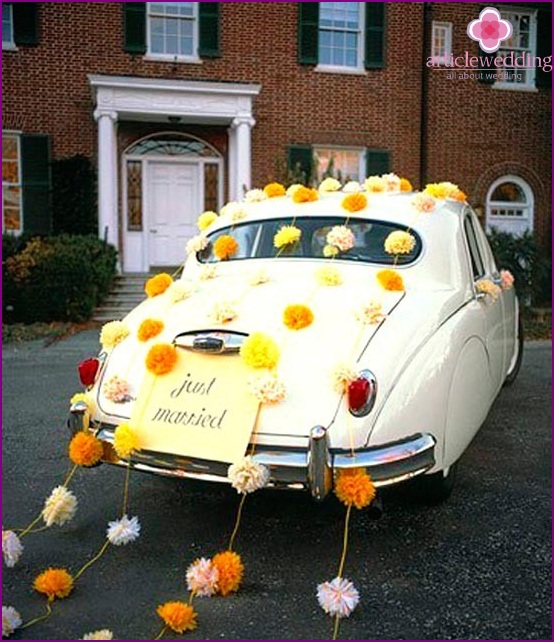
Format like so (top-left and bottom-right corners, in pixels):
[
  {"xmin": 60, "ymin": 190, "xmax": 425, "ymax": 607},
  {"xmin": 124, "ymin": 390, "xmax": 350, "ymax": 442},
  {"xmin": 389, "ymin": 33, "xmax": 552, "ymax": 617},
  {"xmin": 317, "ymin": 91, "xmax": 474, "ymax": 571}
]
[{"xmin": 2, "ymin": 1, "xmax": 551, "ymax": 272}]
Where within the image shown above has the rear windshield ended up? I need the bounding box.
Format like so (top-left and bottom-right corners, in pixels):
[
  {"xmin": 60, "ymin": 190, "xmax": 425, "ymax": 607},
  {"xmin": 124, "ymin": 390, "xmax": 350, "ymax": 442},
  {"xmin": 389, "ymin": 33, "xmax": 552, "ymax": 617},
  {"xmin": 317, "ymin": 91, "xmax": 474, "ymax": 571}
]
[{"xmin": 198, "ymin": 216, "xmax": 422, "ymax": 265}]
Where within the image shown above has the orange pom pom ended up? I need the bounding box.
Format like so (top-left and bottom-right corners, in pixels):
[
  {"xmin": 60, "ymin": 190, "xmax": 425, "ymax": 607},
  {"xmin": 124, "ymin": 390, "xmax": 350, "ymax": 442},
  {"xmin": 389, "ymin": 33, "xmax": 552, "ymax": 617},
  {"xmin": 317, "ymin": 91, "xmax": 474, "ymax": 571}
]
[
  {"xmin": 341, "ymin": 192, "xmax": 367, "ymax": 213},
  {"xmin": 212, "ymin": 551, "xmax": 244, "ymax": 596},
  {"xmin": 292, "ymin": 186, "xmax": 319, "ymax": 204},
  {"xmin": 137, "ymin": 318, "xmax": 164, "ymax": 342},
  {"xmin": 68, "ymin": 431, "xmax": 103, "ymax": 467},
  {"xmin": 214, "ymin": 235, "xmax": 239, "ymax": 260},
  {"xmin": 263, "ymin": 182, "xmax": 286, "ymax": 198},
  {"xmin": 376, "ymin": 269, "xmax": 404, "ymax": 292},
  {"xmin": 454, "ymin": 189, "xmax": 467, "ymax": 202},
  {"xmin": 145, "ymin": 273, "xmax": 173, "ymax": 298},
  {"xmin": 283, "ymin": 304, "xmax": 314, "ymax": 331},
  {"xmin": 157, "ymin": 601, "xmax": 197, "ymax": 633},
  {"xmin": 400, "ymin": 178, "xmax": 413, "ymax": 192},
  {"xmin": 334, "ymin": 467, "xmax": 376, "ymax": 509},
  {"xmin": 145, "ymin": 343, "xmax": 178, "ymax": 375},
  {"xmin": 34, "ymin": 568, "xmax": 74, "ymax": 601}
]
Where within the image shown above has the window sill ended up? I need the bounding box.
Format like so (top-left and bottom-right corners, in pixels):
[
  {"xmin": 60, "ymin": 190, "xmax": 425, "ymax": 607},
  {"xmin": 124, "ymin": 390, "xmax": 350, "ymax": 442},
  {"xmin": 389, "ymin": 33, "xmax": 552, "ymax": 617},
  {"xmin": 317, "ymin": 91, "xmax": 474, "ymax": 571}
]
[
  {"xmin": 143, "ymin": 54, "xmax": 202, "ymax": 65},
  {"xmin": 314, "ymin": 65, "xmax": 366, "ymax": 76},
  {"xmin": 2, "ymin": 43, "xmax": 18, "ymax": 51},
  {"xmin": 492, "ymin": 83, "xmax": 538, "ymax": 93}
]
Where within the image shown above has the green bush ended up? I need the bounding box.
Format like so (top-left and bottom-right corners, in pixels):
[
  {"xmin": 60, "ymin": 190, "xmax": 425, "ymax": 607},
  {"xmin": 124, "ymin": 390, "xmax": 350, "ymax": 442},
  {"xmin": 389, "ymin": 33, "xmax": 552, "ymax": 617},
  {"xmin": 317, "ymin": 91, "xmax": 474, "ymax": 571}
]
[
  {"xmin": 487, "ymin": 229, "xmax": 551, "ymax": 307},
  {"xmin": 3, "ymin": 234, "xmax": 117, "ymax": 323}
]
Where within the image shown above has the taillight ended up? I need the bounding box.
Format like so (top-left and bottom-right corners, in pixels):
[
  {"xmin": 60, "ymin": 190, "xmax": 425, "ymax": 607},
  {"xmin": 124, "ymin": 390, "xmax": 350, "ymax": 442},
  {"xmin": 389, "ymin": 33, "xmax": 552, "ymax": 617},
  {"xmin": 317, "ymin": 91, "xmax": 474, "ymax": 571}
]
[
  {"xmin": 347, "ymin": 370, "xmax": 377, "ymax": 417},
  {"xmin": 78, "ymin": 358, "xmax": 100, "ymax": 387}
]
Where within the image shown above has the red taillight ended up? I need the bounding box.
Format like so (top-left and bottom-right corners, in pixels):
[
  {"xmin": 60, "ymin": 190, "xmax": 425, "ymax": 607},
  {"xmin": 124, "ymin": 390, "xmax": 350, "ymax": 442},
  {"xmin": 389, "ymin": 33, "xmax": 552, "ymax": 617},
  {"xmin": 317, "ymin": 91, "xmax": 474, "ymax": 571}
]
[
  {"xmin": 348, "ymin": 376, "xmax": 371, "ymax": 411},
  {"xmin": 78, "ymin": 358, "xmax": 100, "ymax": 387}
]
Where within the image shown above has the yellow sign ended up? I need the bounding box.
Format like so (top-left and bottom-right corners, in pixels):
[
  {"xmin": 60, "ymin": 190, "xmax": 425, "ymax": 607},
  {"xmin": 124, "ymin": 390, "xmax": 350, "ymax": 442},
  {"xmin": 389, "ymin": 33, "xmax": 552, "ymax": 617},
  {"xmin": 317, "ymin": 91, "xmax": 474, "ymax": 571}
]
[{"xmin": 131, "ymin": 350, "xmax": 260, "ymax": 464}]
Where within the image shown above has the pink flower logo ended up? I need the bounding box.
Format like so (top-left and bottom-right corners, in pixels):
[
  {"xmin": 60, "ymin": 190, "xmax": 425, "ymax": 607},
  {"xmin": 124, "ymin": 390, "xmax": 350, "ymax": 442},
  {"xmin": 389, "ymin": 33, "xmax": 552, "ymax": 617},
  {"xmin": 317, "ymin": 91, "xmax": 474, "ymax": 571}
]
[{"xmin": 467, "ymin": 7, "xmax": 513, "ymax": 53}]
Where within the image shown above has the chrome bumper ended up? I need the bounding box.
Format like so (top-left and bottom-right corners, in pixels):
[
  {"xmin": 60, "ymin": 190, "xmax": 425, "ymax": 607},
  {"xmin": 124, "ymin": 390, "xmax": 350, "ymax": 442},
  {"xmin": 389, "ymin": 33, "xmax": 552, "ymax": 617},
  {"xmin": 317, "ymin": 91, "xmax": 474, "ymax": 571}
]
[{"xmin": 68, "ymin": 410, "xmax": 435, "ymax": 501}]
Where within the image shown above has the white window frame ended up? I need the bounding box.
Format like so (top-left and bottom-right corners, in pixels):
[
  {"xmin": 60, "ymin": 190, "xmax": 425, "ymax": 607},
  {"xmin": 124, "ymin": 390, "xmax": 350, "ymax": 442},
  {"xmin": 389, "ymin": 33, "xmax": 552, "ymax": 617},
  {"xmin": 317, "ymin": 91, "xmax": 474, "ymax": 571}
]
[
  {"xmin": 486, "ymin": 175, "xmax": 534, "ymax": 235},
  {"xmin": 2, "ymin": 131, "xmax": 23, "ymax": 235},
  {"xmin": 494, "ymin": 8, "xmax": 537, "ymax": 92},
  {"xmin": 145, "ymin": 2, "xmax": 200, "ymax": 63},
  {"xmin": 316, "ymin": 2, "xmax": 366, "ymax": 74},
  {"xmin": 2, "ymin": 2, "xmax": 16, "ymax": 51},
  {"xmin": 314, "ymin": 146, "xmax": 366, "ymax": 183},
  {"xmin": 430, "ymin": 21, "xmax": 452, "ymax": 66}
]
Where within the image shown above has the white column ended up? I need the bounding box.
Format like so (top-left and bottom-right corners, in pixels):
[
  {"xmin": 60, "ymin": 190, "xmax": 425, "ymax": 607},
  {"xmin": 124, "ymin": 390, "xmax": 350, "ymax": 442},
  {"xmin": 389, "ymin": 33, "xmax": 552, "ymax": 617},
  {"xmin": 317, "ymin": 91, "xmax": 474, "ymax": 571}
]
[
  {"xmin": 94, "ymin": 109, "xmax": 118, "ymax": 250},
  {"xmin": 227, "ymin": 123, "xmax": 237, "ymax": 202},
  {"xmin": 231, "ymin": 116, "xmax": 255, "ymax": 200}
]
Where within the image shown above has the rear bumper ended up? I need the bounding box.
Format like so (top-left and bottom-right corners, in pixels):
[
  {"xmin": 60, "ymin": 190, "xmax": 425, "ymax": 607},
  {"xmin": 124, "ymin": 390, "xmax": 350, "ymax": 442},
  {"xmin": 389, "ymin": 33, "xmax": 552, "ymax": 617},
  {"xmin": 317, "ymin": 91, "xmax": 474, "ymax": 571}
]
[{"xmin": 69, "ymin": 409, "xmax": 435, "ymax": 500}]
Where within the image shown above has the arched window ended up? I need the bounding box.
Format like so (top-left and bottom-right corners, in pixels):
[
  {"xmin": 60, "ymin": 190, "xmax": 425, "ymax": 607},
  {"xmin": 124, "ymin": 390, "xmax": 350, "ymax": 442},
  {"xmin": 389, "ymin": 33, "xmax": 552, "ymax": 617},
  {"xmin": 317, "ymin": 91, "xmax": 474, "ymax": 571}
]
[{"xmin": 486, "ymin": 176, "xmax": 534, "ymax": 236}]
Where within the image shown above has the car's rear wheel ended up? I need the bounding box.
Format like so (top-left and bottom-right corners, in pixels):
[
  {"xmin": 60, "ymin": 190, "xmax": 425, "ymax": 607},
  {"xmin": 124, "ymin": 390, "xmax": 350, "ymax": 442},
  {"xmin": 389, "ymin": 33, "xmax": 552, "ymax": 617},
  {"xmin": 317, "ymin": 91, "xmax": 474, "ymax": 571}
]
[
  {"xmin": 408, "ymin": 463, "xmax": 458, "ymax": 505},
  {"xmin": 504, "ymin": 315, "xmax": 524, "ymax": 386}
]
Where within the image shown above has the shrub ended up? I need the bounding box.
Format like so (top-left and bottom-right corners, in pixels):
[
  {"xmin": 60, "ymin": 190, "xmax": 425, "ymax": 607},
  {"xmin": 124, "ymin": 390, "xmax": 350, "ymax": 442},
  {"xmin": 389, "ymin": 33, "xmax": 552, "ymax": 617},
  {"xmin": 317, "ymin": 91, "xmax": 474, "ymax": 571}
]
[
  {"xmin": 487, "ymin": 229, "xmax": 551, "ymax": 307},
  {"xmin": 3, "ymin": 235, "xmax": 117, "ymax": 323}
]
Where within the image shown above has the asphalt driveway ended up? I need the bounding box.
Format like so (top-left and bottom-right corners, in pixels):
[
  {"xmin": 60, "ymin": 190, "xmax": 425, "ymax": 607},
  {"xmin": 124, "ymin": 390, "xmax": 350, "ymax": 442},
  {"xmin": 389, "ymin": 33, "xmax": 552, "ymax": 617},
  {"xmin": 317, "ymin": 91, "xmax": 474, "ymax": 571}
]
[{"xmin": 2, "ymin": 331, "xmax": 551, "ymax": 640}]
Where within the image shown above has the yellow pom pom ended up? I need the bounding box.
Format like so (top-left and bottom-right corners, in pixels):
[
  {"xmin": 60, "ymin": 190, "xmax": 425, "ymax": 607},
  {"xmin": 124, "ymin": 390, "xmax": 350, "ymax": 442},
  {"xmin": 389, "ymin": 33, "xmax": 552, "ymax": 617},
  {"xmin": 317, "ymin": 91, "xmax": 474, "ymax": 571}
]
[
  {"xmin": 113, "ymin": 423, "xmax": 141, "ymax": 459},
  {"xmin": 145, "ymin": 273, "xmax": 173, "ymax": 298},
  {"xmin": 240, "ymin": 332, "xmax": 280, "ymax": 369},
  {"xmin": 376, "ymin": 269, "xmax": 404, "ymax": 292},
  {"xmin": 283, "ymin": 304, "xmax": 314, "ymax": 330},
  {"xmin": 197, "ymin": 210, "xmax": 218, "ymax": 231}
]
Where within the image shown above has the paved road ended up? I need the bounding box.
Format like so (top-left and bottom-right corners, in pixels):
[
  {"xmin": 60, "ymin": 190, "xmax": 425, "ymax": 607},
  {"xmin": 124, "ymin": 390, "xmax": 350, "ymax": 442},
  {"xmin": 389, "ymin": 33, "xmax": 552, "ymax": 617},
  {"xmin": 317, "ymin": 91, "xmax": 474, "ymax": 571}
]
[{"xmin": 2, "ymin": 331, "xmax": 551, "ymax": 640}]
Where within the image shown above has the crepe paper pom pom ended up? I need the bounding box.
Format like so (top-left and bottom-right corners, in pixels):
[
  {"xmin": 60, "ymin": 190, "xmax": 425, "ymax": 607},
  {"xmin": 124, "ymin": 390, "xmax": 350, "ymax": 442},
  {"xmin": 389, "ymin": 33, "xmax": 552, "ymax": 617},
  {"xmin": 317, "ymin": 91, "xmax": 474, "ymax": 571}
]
[
  {"xmin": 331, "ymin": 363, "xmax": 358, "ymax": 394},
  {"xmin": 292, "ymin": 186, "xmax": 319, "ymax": 203},
  {"xmin": 355, "ymin": 301, "xmax": 386, "ymax": 325},
  {"xmin": 500, "ymin": 269, "xmax": 514, "ymax": 289},
  {"xmin": 412, "ymin": 192, "xmax": 437, "ymax": 214},
  {"xmin": 113, "ymin": 423, "xmax": 141, "ymax": 459},
  {"xmin": 100, "ymin": 321, "xmax": 130, "ymax": 349},
  {"xmin": 317, "ymin": 577, "xmax": 360, "ymax": 618},
  {"xmin": 400, "ymin": 177, "xmax": 413, "ymax": 192},
  {"xmin": 199, "ymin": 264, "xmax": 218, "ymax": 281},
  {"xmin": 102, "ymin": 376, "xmax": 132, "ymax": 403},
  {"xmin": 423, "ymin": 181, "xmax": 461, "ymax": 200},
  {"xmin": 137, "ymin": 318, "xmax": 164, "ymax": 342},
  {"xmin": 34, "ymin": 568, "xmax": 74, "ymax": 601},
  {"xmin": 82, "ymin": 630, "xmax": 114, "ymax": 640},
  {"xmin": 228, "ymin": 456, "xmax": 270, "ymax": 494},
  {"xmin": 376, "ymin": 269, "xmax": 404, "ymax": 292},
  {"xmin": 145, "ymin": 343, "xmax": 178, "ymax": 375},
  {"xmin": 475, "ymin": 278, "xmax": 501, "ymax": 301},
  {"xmin": 167, "ymin": 280, "xmax": 195, "ymax": 303},
  {"xmin": 145, "ymin": 273, "xmax": 173, "ymax": 298},
  {"xmin": 157, "ymin": 601, "xmax": 197, "ymax": 633},
  {"xmin": 283, "ymin": 304, "xmax": 314, "ymax": 331},
  {"xmin": 364, "ymin": 175, "xmax": 386, "ymax": 193},
  {"xmin": 2, "ymin": 606, "xmax": 22, "ymax": 638},
  {"xmin": 244, "ymin": 188, "xmax": 267, "ymax": 203},
  {"xmin": 186, "ymin": 557, "xmax": 219, "ymax": 597},
  {"xmin": 384, "ymin": 230, "xmax": 416, "ymax": 255},
  {"xmin": 319, "ymin": 177, "xmax": 341, "ymax": 193},
  {"xmin": 247, "ymin": 373, "xmax": 286, "ymax": 404},
  {"xmin": 197, "ymin": 210, "xmax": 218, "ymax": 231},
  {"xmin": 212, "ymin": 551, "xmax": 244, "ymax": 596},
  {"xmin": 2, "ymin": 531, "xmax": 23, "ymax": 568},
  {"xmin": 240, "ymin": 333, "xmax": 280, "ymax": 369},
  {"xmin": 382, "ymin": 172, "xmax": 402, "ymax": 192},
  {"xmin": 106, "ymin": 515, "xmax": 140, "ymax": 546},
  {"xmin": 42, "ymin": 486, "xmax": 77, "ymax": 527},
  {"xmin": 341, "ymin": 192, "xmax": 368, "ymax": 213},
  {"xmin": 214, "ymin": 235, "xmax": 239, "ymax": 261},
  {"xmin": 334, "ymin": 467, "xmax": 376, "ymax": 509},
  {"xmin": 286, "ymin": 183, "xmax": 303, "ymax": 197},
  {"xmin": 220, "ymin": 201, "xmax": 247, "ymax": 221},
  {"xmin": 342, "ymin": 180, "xmax": 362, "ymax": 193},
  {"xmin": 208, "ymin": 300, "xmax": 238, "ymax": 324},
  {"xmin": 69, "ymin": 432, "xmax": 103, "ymax": 467},
  {"xmin": 323, "ymin": 244, "xmax": 339, "ymax": 258},
  {"xmin": 70, "ymin": 392, "xmax": 94, "ymax": 410},
  {"xmin": 315, "ymin": 265, "xmax": 343, "ymax": 286},
  {"xmin": 263, "ymin": 182, "xmax": 286, "ymax": 198},
  {"xmin": 186, "ymin": 234, "xmax": 209, "ymax": 255},
  {"xmin": 274, "ymin": 225, "xmax": 301, "ymax": 249},
  {"xmin": 326, "ymin": 226, "xmax": 355, "ymax": 253},
  {"xmin": 248, "ymin": 269, "xmax": 270, "ymax": 286},
  {"xmin": 453, "ymin": 189, "xmax": 467, "ymax": 202}
]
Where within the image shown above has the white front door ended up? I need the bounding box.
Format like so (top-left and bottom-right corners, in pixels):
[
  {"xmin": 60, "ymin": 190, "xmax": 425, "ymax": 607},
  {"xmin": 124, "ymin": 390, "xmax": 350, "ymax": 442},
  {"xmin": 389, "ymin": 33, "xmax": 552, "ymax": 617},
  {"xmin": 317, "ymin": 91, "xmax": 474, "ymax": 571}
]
[{"xmin": 147, "ymin": 161, "xmax": 200, "ymax": 267}]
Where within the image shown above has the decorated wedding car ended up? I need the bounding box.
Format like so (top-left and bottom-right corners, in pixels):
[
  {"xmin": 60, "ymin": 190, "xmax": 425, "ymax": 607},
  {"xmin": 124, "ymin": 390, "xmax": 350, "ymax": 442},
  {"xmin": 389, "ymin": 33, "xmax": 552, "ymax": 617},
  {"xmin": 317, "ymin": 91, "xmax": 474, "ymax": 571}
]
[{"xmin": 69, "ymin": 175, "xmax": 521, "ymax": 504}]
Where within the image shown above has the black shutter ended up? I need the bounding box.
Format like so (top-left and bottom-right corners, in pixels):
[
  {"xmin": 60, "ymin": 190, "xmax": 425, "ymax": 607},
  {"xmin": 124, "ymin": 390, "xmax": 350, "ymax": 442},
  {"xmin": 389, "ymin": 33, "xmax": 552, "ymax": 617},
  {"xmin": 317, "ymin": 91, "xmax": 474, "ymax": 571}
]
[
  {"xmin": 198, "ymin": 3, "xmax": 221, "ymax": 58},
  {"xmin": 13, "ymin": 2, "xmax": 39, "ymax": 46},
  {"xmin": 287, "ymin": 145, "xmax": 313, "ymax": 184},
  {"xmin": 298, "ymin": 3, "xmax": 319, "ymax": 65},
  {"xmin": 365, "ymin": 149, "xmax": 391, "ymax": 176},
  {"xmin": 365, "ymin": 3, "xmax": 385, "ymax": 68},
  {"xmin": 535, "ymin": 9, "xmax": 552, "ymax": 89},
  {"xmin": 124, "ymin": 2, "xmax": 146, "ymax": 54},
  {"xmin": 21, "ymin": 135, "xmax": 52, "ymax": 235}
]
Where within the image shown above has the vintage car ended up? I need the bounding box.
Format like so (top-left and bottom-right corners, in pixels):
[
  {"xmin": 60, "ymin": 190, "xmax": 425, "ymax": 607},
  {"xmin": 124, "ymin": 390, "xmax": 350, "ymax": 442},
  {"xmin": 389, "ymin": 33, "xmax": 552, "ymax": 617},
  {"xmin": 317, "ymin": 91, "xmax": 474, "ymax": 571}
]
[{"xmin": 69, "ymin": 178, "xmax": 522, "ymax": 503}]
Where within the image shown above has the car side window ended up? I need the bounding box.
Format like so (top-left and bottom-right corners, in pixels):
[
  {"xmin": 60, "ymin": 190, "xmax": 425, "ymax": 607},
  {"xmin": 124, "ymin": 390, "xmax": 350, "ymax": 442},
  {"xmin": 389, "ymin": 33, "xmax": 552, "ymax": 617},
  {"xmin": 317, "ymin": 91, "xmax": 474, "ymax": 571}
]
[{"xmin": 464, "ymin": 216, "xmax": 485, "ymax": 280}]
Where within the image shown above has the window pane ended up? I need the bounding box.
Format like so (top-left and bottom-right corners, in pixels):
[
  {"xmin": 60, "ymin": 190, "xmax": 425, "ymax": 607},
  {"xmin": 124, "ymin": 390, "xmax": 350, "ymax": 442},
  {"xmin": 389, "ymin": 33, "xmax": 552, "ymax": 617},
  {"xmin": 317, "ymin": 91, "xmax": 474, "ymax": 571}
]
[
  {"xmin": 127, "ymin": 161, "xmax": 143, "ymax": 231},
  {"xmin": 204, "ymin": 163, "xmax": 219, "ymax": 212},
  {"xmin": 3, "ymin": 187, "xmax": 21, "ymax": 231},
  {"xmin": 491, "ymin": 182, "xmax": 526, "ymax": 203}
]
